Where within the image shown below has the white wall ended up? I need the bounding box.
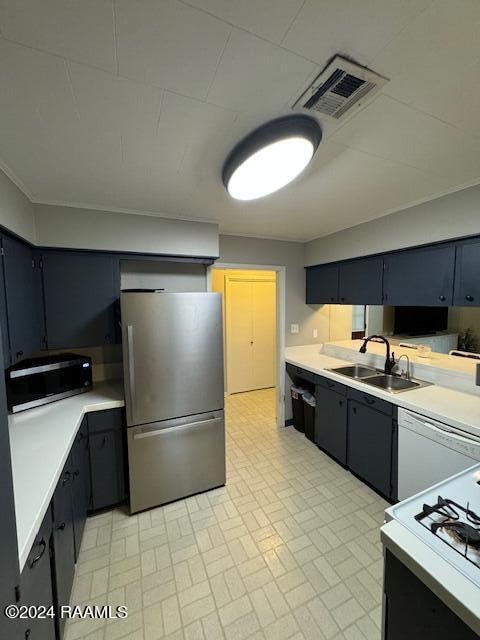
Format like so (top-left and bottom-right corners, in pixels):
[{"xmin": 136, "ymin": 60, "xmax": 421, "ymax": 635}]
[
  {"xmin": 120, "ymin": 261, "xmax": 206, "ymax": 292},
  {"xmin": 34, "ymin": 204, "xmax": 219, "ymax": 258},
  {"xmin": 0, "ymin": 169, "xmax": 36, "ymax": 243},
  {"xmin": 218, "ymin": 235, "xmax": 328, "ymax": 348},
  {"xmin": 306, "ymin": 184, "xmax": 480, "ymax": 265}
]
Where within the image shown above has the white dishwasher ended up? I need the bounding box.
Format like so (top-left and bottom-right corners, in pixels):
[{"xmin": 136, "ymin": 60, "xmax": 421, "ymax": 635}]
[{"xmin": 397, "ymin": 407, "xmax": 480, "ymax": 500}]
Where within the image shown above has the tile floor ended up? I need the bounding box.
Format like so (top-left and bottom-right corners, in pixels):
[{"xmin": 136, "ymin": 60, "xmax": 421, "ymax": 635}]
[{"xmin": 66, "ymin": 388, "xmax": 387, "ymax": 640}]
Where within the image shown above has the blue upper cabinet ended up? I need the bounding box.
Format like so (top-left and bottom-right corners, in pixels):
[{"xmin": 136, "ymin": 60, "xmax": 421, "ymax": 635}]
[
  {"xmin": 383, "ymin": 244, "xmax": 456, "ymax": 306},
  {"xmin": 454, "ymin": 239, "xmax": 480, "ymax": 306},
  {"xmin": 42, "ymin": 251, "xmax": 120, "ymax": 349},
  {"xmin": 306, "ymin": 264, "xmax": 339, "ymax": 304},
  {"xmin": 338, "ymin": 257, "xmax": 383, "ymax": 305},
  {"xmin": 2, "ymin": 235, "xmax": 43, "ymax": 364}
]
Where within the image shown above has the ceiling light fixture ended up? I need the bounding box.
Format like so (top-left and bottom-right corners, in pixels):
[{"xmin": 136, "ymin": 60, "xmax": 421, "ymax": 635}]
[{"xmin": 222, "ymin": 115, "xmax": 322, "ymax": 201}]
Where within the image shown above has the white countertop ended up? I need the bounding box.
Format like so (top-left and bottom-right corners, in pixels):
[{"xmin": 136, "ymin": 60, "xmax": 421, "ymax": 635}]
[
  {"xmin": 381, "ymin": 521, "xmax": 480, "ymax": 636},
  {"xmin": 285, "ymin": 344, "xmax": 480, "ymax": 437},
  {"xmin": 8, "ymin": 382, "xmax": 125, "ymax": 571}
]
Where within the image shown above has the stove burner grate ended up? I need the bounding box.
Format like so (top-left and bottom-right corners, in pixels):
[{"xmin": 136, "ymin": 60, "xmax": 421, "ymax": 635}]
[{"xmin": 415, "ymin": 496, "xmax": 480, "ymax": 569}]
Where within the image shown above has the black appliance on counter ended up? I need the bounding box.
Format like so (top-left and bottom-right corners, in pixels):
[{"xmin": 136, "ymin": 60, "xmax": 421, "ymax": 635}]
[
  {"xmin": 5, "ymin": 353, "xmax": 92, "ymax": 413},
  {"xmin": 393, "ymin": 306, "xmax": 448, "ymax": 335}
]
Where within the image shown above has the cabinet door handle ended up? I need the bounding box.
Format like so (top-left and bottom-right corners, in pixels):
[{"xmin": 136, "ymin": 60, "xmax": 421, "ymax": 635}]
[
  {"xmin": 62, "ymin": 470, "xmax": 72, "ymax": 486},
  {"xmin": 352, "ymin": 407, "xmax": 357, "ymax": 415},
  {"xmin": 438, "ymin": 295, "xmax": 446, "ymax": 302},
  {"xmin": 25, "ymin": 629, "xmax": 31, "ymax": 639},
  {"xmin": 29, "ymin": 539, "xmax": 46, "ymax": 568},
  {"xmin": 363, "ymin": 395, "xmax": 375, "ymax": 405},
  {"xmin": 339, "ymin": 400, "xmax": 343, "ymax": 406},
  {"xmin": 57, "ymin": 522, "xmax": 66, "ymax": 531},
  {"xmin": 73, "ymin": 470, "xmax": 79, "ymax": 477},
  {"xmin": 16, "ymin": 350, "xmax": 24, "ymax": 359},
  {"xmin": 102, "ymin": 435, "xmax": 108, "ymax": 446},
  {"xmin": 466, "ymin": 295, "xmax": 474, "ymax": 302}
]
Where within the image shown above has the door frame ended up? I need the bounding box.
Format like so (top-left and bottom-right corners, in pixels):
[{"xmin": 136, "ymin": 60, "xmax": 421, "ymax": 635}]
[
  {"xmin": 224, "ymin": 273, "xmax": 277, "ymax": 396},
  {"xmin": 207, "ymin": 263, "xmax": 286, "ymax": 429}
]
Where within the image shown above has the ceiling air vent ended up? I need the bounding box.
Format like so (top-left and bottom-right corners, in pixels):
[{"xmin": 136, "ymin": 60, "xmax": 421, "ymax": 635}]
[{"xmin": 293, "ymin": 55, "xmax": 388, "ymax": 120}]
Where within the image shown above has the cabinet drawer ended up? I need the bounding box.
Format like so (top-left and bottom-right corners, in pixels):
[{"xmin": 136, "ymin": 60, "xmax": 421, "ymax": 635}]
[
  {"xmin": 347, "ymin": 388, "xmax": 392, "ymax": 416},
  {"xmin": 286, "ymin": 364, "xmax": 318, "ymax": 385},
  {"xmin": 296, "ymin": 368, "xmax": 318, "ymax": 385},
  {"xmin": 87, "ymin": 408, "xmax": 125, "ymax": 434},
  {"xmin": 317, "ymin": 376, "xmax": 347, "ymax": 396}
]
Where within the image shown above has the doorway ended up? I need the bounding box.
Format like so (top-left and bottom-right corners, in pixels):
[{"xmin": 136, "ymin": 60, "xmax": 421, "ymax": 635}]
[{"xmin": 211, "ymin": 268, "xmax": 277, "ymax": 395}]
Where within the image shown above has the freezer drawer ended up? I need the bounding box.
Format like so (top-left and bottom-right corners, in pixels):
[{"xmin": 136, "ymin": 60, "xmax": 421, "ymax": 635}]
[{"xmin": 128, "ymin": 411, "xmax": 225, "ymax": 513}]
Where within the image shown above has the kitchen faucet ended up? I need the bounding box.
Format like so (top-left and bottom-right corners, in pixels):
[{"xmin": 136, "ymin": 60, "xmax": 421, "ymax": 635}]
[
  {"xmin": 359, "ymin": 335, "xmax": 396, "ymax": 374},
  {"xmin": 396, "ymin": 354, "xmax": 411, "ymax": 380}
]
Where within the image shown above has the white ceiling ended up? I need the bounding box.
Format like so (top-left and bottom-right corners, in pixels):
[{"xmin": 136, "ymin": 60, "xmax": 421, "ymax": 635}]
[{"xmin": 1, "ymin": 0, "xmax": 480, "ymax": 242}]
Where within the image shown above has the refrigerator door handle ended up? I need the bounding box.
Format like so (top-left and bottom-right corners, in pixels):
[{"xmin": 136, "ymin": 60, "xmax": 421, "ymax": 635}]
[
  {"xmin": 133, "ymin": 417, "xmax": 219, "ymax": 440},
  {"xmin": 127, "ymin": 324, "xmax": 136, "ymax": 421}
]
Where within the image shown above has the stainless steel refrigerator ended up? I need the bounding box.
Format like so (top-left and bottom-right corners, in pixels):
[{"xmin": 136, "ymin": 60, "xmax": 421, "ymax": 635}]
[{"xmin": 121, "ymin": 291, "xmax": 225, "ymax": 513}]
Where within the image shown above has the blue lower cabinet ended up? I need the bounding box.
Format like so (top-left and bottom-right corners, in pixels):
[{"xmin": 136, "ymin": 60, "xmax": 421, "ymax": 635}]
[
  {"xmin": 71, "ymin": 418, "xmax": 90, "ymax": 562},
  {"xmin": 88, "ymin": 410, "xmax": 127, "ymax": 512},
  {"xmin": 315, "ymin": 385, "xmax": 347, "ymax": 464},
  {"xmin": 51, "ymin": 460, "xmax": 76, "ymax": 640},
  {"xmin": 89, "ymin": 430, "xmax": 126, "ymax": 511},
  {"xmin": 19, "ymin": 511, "xmax": 55, "ymax": 640},
  {"xmin": 4, "ymin": 405, "xmax": 125, "ymax": 639},
  {"xmin": 347, "ymin": 399, "xmax": 394, "ymax": 499},
  {"xmin": 384, "ymin": 550, "xmax": 478, "ymax": 639}
]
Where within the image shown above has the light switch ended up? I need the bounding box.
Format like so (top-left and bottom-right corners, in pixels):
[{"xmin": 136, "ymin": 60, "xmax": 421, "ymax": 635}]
[
  {"xmin": 313, "ymin": 328, "xmax": 318, "ymax": 338},
  {"xmin": 290, "ymin": 323, "xmax": 299, "ymax": 334}
]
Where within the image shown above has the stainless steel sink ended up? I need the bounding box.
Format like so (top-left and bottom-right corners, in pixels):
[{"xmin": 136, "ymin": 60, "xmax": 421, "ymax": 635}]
[
  {"xmin": 327, "ymin": 364, "xmax": 431, "ymax": 394},
  {"xmin": 327, "ymin": 364, "xmax": 379, "ymax": 379},
  {"xmin": 363, "ymin": 374, "xmax": 423, "ymax": 393}
]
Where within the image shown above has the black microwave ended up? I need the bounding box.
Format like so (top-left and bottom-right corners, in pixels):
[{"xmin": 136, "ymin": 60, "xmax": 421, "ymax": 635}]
[{"xmin": 5, "ymin": 353, "xmax": 93, "ymax": 413}]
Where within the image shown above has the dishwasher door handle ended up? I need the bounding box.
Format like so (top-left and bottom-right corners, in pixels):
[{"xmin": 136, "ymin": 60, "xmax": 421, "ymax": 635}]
[{"xmin": 419, "ymin": 419, "xmax": 480, "ymax": 445}]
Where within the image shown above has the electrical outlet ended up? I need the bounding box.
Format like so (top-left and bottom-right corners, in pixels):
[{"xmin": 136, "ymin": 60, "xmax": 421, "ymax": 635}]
[{"xmin": 290, "ymin": 323, "xmax": 299, "ymax": 334}]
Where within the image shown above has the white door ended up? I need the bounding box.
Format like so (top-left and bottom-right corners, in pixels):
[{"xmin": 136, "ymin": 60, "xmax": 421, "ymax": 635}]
[
  {"xmin": 226, "ymin": 276, "xmax": 276, "ymax": 394},
  {"xmin": 252, "ymin": 280, "xmax": 276, "ymax": 390}
]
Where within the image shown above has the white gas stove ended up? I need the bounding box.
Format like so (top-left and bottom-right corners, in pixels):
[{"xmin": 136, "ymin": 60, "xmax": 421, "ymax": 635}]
[{"xmin": 385, "ymin": 463, "xmax": 480, "ymax": 588}]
